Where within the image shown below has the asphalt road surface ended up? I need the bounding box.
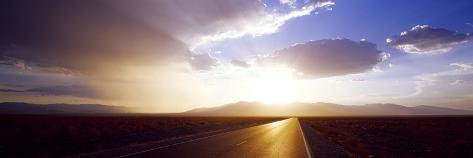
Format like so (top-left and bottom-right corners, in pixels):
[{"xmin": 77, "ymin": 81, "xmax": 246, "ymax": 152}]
[{"xmin": 118, "ymin": 118, "xmax": 311, "ymax": 158}]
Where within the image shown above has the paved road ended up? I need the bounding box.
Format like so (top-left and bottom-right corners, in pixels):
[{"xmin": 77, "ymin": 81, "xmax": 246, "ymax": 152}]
[{"xmin": 119, "ymin": 118, "xmax": 311, "ymax": 158}]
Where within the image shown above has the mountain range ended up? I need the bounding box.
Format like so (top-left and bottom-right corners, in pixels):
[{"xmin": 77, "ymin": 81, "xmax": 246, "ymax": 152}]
[
  {"xmin": 184, "ymin": 101, "xmax": 473, "ymax": 116},
  {"xmin": 1, "ymin": 101, "xmax": 472, "ymax": 116}
]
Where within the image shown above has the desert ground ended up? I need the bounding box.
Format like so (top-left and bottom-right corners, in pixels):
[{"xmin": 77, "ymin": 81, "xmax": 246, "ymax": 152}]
[
  {"xmin": 2, "ymin": 115, "xmax": 473, "ymax": 157},
  {"xmin": 0, "ymin": 115, "xmax": 283, "ymax": 157},
  {"xmin": 301, "ymin": 116, "xmax": 473, "ymax": 157}
]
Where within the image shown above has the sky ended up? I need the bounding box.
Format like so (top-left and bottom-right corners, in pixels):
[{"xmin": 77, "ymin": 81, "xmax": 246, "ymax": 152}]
[{"xmin": 1, "ymin": 0, "xmax": 473, "ymax": 112}]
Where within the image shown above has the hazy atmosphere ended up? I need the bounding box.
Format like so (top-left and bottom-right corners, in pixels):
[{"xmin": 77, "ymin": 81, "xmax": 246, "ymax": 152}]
[
  {"xmin": 1, "ymin": 0, "xmax": 473, "ymax": 112},
  {"xmin": 2, "ymin": 1, "xmax": 473, "ymax": 158}
]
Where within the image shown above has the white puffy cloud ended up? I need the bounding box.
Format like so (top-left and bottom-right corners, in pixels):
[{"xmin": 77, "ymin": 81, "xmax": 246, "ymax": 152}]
[{"xmin": 387, "ymin": 25, "xmax": 472, "ymax": 54}]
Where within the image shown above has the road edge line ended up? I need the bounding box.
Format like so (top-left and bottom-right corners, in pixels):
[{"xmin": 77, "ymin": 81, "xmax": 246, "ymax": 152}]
[{"xmin": 297, "ymin": 118, "xmax": 313, "ymax": 158}]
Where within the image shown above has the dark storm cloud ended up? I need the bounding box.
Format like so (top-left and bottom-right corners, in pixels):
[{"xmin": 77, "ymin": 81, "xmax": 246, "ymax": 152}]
[
  {"xmin": 189, "ymin": 53, "xmax": 218, "ymax": 70},
  {"xmin": 386, "ymin": 25, "xmax": 472, "ymax": 54},
  {"xmin": 262, "ymin": 39, "xmax": 384, "ymax": 78},
  {"xmin": 231, "ymin": 60, "xmax": 251, "ymax": 68},
  {"xmin": 0, "ymin": 0, "xmax": 334, "ymax": 102},
  {"xmin": 0, "ymin": 0, "xmax": 322, "ymax": 75},
  {"xmin": 0, "ymin": 0, "xmax": 190, "ymax": 75}
]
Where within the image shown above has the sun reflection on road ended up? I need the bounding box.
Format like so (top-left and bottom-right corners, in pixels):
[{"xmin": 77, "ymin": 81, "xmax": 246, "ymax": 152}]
[{"xmin": 266, "ymin": 118, "xmax": 289, "ymax": 129}]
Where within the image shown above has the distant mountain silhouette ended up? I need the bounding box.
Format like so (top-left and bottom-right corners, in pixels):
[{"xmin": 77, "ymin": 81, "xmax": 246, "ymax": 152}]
[
  {"xmin": 184, "ymin": 101, "xmax": 473, "ymax": 116},
  {"xmin": 2, "ymin": 101, "xmax": 471, "ymax": 116},
  {"xmin": 0, "ymin": 102, "xmax": 128, "ymax": 114}
]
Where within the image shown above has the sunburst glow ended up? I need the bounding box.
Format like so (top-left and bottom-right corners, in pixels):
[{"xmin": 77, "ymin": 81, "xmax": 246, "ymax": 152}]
[{"xmin": 250, "ymin": 67, "xmax": 299, "ymax": 104}]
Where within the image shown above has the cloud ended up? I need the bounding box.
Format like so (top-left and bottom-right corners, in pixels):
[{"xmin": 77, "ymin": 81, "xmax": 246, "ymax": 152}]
[
  {"xmin": 450, "ymin": 79, "xmax": 465, "ymax": 85},
  {"xmin": 153, "ymin": 0, "xmax": 335, "ymax": 47},
  {"xmin": 231, "ymin": 60, "xmax": 251, "ymax": 68},
  {"xmin": 410, "ymin": 63, "xmax": 473, "ymax": 96},
  {"xmin": 403, "ymin": 64, "xmax": 473, "ymax": 107},
  {"xmin": 467, "ymin": 22, "xmax": 473, "ymax": 28},
  {"xmin": 0, "ymin": 84, "xmax": 101, "ymax": 98},
  {"xmin": 377, "ymin": 63, "xmax": 473, "ymax": 102},
  {"xmin": 379, "ymin": 52, "xmax": 391, "ymax": 61},
  {"xmin": 450, "ymin": 63, "xmax": 473, "ymax": 70},
  {"xmin": 1, "ymin": 1, "xmax": 191, "ymax": 76},
  {"xmin": 280, "ymin": 0, "xmax": 297, "ymax": 8},
  {"xmin": 27, "ymin": 85, "xmax": 101, "ymax": 98},
  {"xmin": 189, "ymin": 53, "xmax": 218, "ymax": 70},
  {"xmin": 0, "ymin": 0, "xmax": 335, "ymax": 75},
  {"xmin": 386, "ymin": 25, "xmax": 472, "ymax": 54},
  {"xmin": 350, "ymin": 78, "xmax": 366, "ymax": 82},
  {"xmin": 259, "ymin": 38, "xmax": 384, "ymax": 78},
  {"xmin": 395, "ymin": 63, "xmax": 473, "ymax": 110},
  {"xmin": 0, "ymin": 89, "xmax": 24, "ymax": 93},
  {"xmin": 0, "ymin": 0, "xmax": 335, "ymax": 110},
  {"xmin": 0, "ymin": 55, "xmax": 77, "ymax": 75},
  {"xmin": 0, "ymin": 56, "xmax": 32, "ymax": 71}
]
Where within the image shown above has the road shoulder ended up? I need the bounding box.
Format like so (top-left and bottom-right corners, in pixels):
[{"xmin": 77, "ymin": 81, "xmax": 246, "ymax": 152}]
[{"xmin": 299, "ymin": 120, "xmax": 352, "ymax": 158}]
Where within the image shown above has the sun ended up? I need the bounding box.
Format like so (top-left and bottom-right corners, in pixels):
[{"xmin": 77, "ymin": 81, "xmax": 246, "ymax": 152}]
[{"xmin": 250, "ymin": 67, "xmax": 298, "ymax": 104}]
